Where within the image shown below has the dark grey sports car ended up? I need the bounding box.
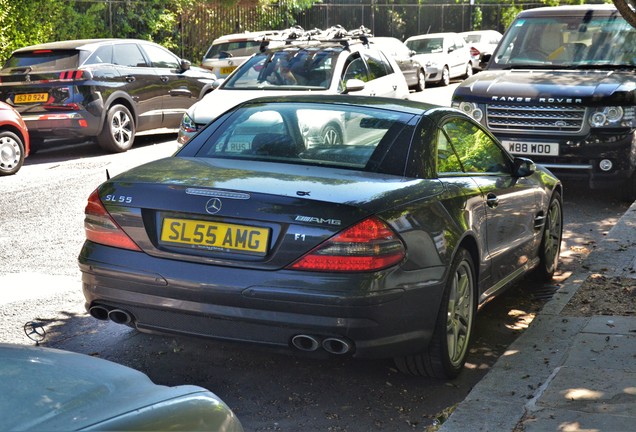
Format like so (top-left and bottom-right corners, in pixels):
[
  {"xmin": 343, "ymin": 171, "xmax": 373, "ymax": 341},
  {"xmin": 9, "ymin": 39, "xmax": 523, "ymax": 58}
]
[{"xmin": 79, "ymin": 95, "xmax": 563, "ymax": 379}]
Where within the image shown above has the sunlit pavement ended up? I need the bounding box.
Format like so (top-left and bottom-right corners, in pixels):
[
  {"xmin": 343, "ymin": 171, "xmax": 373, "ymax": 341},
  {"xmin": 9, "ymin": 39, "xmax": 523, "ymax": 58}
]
[{"xmin": 439, "ymin": 201, "xmax": 636, "ymax": 432}]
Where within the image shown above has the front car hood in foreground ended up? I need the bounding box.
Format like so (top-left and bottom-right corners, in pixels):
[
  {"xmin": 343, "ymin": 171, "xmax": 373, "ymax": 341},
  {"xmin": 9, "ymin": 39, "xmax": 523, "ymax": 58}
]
[
  {"xmin": 454, "ymin": 69, "xmax": 636, "ymax": 104},
  {"xmin": 0, "ymin": 344, "xmax": 242, "ymax": 431}
]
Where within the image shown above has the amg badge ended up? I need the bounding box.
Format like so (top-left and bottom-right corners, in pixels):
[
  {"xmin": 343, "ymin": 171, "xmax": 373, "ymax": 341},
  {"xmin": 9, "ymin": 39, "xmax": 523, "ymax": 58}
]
[{"xmin": 295, "ymin": 215, "xmax": 341, "ymax": 226}]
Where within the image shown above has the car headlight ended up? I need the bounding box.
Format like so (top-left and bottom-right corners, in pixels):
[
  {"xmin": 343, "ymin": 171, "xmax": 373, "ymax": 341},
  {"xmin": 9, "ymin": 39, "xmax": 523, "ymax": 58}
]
[
  {"xmin": 454, "ymin": 101, "xmax": 484, "ymax": 122},
  {"xmin": 180, "ymin": 112, "xmax": 197, "ymax": 133},
  {"xmin": 589, "ymin": 106, "xmax": 629, "ymax": 127}
]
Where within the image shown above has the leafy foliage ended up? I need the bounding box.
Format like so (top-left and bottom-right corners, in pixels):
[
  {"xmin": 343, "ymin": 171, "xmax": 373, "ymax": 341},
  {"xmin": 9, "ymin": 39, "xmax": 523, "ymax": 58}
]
[{"xmin": 0, "ymin": 0, "xmax": 606, "ymax": 64}]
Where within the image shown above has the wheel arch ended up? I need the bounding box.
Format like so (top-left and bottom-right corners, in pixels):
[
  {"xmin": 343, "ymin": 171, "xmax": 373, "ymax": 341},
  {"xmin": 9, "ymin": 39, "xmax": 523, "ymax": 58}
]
[
  {"xmin": 99, "ymin": 92, "xmax": 137, "ymax": 134},
  {"xmin": 0, "ymin": 125, "xmax": 27, "ymax": 146},
  {"xmin": 454, "ymin": 233, "xmax": 480, "ymax": 293}
]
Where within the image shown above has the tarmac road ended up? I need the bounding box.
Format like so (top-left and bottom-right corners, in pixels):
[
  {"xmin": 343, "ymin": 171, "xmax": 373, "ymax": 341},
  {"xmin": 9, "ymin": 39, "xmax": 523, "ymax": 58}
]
[{"xmin": 0, "ymin": 85, "xmax": 631, "ymax": 430}]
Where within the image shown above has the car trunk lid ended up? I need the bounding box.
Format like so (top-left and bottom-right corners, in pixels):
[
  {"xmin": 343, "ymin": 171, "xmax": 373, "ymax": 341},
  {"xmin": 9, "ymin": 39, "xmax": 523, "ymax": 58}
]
[{"xmin": 97, "ymin": 157, "xmax": 443, "ymax": 269}]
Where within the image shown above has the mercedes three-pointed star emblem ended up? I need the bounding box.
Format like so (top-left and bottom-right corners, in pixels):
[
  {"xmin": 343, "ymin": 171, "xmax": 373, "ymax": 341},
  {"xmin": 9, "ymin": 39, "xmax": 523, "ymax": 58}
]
[{"xmin": 205, "ymin": 198, "xmax": 222, "ymax": 214}]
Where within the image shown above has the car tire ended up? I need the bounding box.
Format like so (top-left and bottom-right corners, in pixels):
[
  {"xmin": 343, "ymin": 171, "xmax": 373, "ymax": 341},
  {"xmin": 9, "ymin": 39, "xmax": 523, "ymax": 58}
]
[
  {"xmin": 394, "ymin": 248, "xmax": 476, "ymax": 379},
  {"xmin": 533, "ymin": 191, "xmax": 563, "ymax": 281},
  {"xmin": 97, "ymin": 104, "xmax": 135, "ymax": 153},
  {"xmin": 0, "ymin": 131, "xmax": 25, "ymax": 176},
  {"xmin": 465, "ymin": 62, "xmax": 473, "ymax": 78},
  {"xmin": 414, "ymin": 68, "xmax": 426, "ymax": 92},
  {"xmin": 321, "ymin": 123, "xmax": 343, "ymax": 145},
  {"xmin": 440, "ymin": 66, "xmax": 450, "ymax": 86}
]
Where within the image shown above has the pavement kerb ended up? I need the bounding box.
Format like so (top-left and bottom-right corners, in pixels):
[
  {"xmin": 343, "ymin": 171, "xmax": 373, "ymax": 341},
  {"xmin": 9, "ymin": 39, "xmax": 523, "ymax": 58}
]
[{"xmin": 438, "ymin": 200, "xmax": 636, "ymax": 432}]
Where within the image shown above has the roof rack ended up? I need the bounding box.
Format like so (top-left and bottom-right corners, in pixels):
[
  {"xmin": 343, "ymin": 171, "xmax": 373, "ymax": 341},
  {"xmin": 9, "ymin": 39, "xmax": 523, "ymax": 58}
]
[{"xmin": 258, "ymin": 25, "xmax": 373, "ymax": 52}]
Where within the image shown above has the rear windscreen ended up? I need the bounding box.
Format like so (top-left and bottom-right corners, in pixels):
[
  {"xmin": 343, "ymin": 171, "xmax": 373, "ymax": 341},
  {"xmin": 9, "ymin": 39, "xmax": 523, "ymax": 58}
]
[
  {"xmin": 194, "ymin": 102, "xmax": 413, "ymax": 172},
  {"xmin": 204, "ymin": 41, "xmax": 263, "ymax": 60},
  {"xmin": 2, "ymin": 50, "xmax": 80, "ymax": 72}
]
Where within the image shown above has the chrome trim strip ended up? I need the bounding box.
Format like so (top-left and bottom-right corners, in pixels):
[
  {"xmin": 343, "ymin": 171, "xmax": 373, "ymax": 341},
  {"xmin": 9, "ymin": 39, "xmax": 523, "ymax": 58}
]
[{"xmin": 540, "ymin": 163, "xmax": 594, "ymax": 169}]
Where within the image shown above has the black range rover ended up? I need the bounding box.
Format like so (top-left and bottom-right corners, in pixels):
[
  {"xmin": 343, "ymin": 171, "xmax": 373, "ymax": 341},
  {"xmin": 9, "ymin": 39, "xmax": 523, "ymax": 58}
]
[
  {"xmin": 0, "ymin": 39, "xmax": 216, "ymax": 152},
  {"xmin": 452, "ymin": 5, "xmax": 636, "ymax": 200}
]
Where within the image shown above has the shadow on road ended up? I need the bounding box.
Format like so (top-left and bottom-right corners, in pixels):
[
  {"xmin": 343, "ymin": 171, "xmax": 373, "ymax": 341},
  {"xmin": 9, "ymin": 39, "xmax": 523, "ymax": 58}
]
[{"xmin": 24, "ymin": 133, "xmax": 178, "ymax": 166}]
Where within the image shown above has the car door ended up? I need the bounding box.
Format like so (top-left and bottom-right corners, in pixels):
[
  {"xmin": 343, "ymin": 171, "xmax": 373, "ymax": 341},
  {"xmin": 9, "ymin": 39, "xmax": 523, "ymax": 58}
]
[
  {"xmin": 341, "ymin": 53, "xmax": 373, "ymax": 96},
  {"xmin": 112, "ymin": 43, "xmax": 163, "ymax": 131},
  {"xmin": 362, "ymin": 49, "xmax": 406, "ymax": 98},
  {"xmin": 440, "ymin": 117, "xmax": 541, "ymax": 290},
  {"xmin": 449, "ymin": 35, "xmax": 468, "ymax": 77},
  {"xmin": 140, "ymin": 43, "xmax": 198, "ymax": 128}
]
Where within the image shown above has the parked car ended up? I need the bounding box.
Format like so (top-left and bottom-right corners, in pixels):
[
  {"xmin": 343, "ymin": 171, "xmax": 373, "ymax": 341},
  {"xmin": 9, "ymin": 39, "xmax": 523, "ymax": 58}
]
[
  {"xmin": 79, "ymin": 94, "xmax": 563, "ymax": 379},
  {"xmin": 202, "ymin": 30, "xmax": 282, "ymax": 78},
  {"xmin": 459, "ymin": 29, "xmax": 503, "ymax": 70},
  {"xmin": 452, "ymin": 5, "xmax": 636, "ymax": 200},
  {"xmin": 370, "ymin": 37, "xmax": 427, "ymax": 91},
  {"xmin": 405, "ymin": 32, "xmax": 473, "ymax": 86},
  {"xmin": 177, "ymin": 26, "xmax": 409, "ymax": 145},
  {"xmin": 0, "ymin": 343, "xmax": 243, "ymax": 431},
  {"xmin": 0, "ymin": 39, "xmax": 216, "ymax": 153},
  {"xmin": 0, "ymin": 101, "xmax": 29, "ymax": 176}
]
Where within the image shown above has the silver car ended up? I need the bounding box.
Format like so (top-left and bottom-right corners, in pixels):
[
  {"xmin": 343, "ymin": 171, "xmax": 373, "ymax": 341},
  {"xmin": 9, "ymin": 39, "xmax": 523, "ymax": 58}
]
[
  {"xmin": 460, "ymin": 30, "xmax": 503, "ymax": 71},
  {"xmin": 405, "ymin": 32, "xmax": 473, "ymax": 86}
]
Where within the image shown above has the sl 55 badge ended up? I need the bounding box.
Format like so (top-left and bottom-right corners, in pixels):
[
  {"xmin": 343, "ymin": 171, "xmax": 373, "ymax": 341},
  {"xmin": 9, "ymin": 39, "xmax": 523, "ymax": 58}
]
[{"xmin": 103, "ymin": 194, "xmax": 133, "ymax": 204}]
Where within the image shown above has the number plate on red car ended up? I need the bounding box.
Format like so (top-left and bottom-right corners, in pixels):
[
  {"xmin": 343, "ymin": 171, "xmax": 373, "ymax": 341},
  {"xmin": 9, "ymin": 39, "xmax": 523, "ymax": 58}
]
[{"xmin": 160, "ymin": 217, "xmax": 269, "ymax": 255}]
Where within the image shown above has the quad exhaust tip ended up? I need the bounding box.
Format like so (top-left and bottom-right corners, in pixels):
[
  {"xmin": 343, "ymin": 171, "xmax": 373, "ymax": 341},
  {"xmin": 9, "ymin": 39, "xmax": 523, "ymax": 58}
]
[
  {"xmin": 88, "ymin": 305, "xmax": 110, "ymax": 321},
  {"xmin": 291, "ymin": 334, "xmax": 353, "ymax": 355},
  {"xmin": 88, "ymin": 304, "xmax": 134, "ymax": 325},
  {"xmin": 108, "ymin": 309, "xmax": 133, "ymax": 325}
]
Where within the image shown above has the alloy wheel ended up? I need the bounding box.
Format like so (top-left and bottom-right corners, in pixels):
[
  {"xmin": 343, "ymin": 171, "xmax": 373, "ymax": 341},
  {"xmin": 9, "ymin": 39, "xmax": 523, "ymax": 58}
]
[{"xmin": 446, "ymin": 259, "xmax": 474, "ymax": 367}]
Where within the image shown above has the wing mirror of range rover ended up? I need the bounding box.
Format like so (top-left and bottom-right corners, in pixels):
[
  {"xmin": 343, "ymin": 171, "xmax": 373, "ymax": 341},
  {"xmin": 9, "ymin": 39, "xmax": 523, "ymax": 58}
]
[{"xmin": 513, "ymin": 157, "xmax": 537, "ymax": 177}]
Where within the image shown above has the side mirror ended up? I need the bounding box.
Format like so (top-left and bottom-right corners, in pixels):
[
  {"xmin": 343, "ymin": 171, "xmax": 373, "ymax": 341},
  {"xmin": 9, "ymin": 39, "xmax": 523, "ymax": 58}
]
[
  {"xmin": 513, "ymin": 157, "xmax": 536, "ymax": 177},
  {"xmin": 343, "ymin": 78, "xmax": 365, "ymax": 93},
  {"xmin": 180, "ymin": 59, "xmax": 191, "ymax": 71},
  {"xmin": 448, "ymin": 46, "xmax": 455, "ymax": 53},
  {"xmin": 481, "ymin": 53, "xmax": 492, "ymax": 64},
  {"xmin": 212, "ymin": 78, "xmax": 225, "ymax": 90}
]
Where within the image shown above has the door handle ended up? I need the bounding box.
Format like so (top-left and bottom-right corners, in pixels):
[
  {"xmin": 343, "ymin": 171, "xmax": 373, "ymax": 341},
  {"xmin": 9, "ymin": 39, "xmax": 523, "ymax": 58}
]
[
  {"xmin": 125, "ymin": 75, "xmax": 135, "ymax": 82},
  {"xmin": 486, "ymin": 193, "xmax": 499, "ymax": 208}
]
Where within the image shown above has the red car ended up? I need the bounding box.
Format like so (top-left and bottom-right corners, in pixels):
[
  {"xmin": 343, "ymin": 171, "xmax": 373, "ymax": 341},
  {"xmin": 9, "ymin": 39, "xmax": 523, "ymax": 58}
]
[{"xmin": 0, "ymin": 101, "xmax": 29, "ymax": 176}]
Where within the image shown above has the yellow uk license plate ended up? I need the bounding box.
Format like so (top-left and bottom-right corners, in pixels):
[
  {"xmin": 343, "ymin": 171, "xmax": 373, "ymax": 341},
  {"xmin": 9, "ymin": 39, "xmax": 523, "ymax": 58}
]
[
  {"xmin": 14, "ymin": 93, "xmax": 48, "ymax": 104},
  {"xmin": 220, "ymin": 66, "xmax": 236, "ymax": 75},
  {"xmin": 160, "ymin": 217, "xmax": 269, "ymax": 255}
]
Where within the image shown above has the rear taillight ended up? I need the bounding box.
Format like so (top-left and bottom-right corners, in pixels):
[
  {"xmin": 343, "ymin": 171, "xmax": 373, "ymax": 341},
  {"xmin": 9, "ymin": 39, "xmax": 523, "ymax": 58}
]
[
  {"xmin": 59, "ymin": 69, "xmax": 92, "ymax": 80},
  {"xmin": 469, "ymin": 47, "xmax": 480, "ymax": 57},
  {"xmin": 288, "ymin": 216, "xmax": 405, "ymax": 272},
  {"xmin": 84, "ymin": 189, "xmax": 141, "ymax": 251}
]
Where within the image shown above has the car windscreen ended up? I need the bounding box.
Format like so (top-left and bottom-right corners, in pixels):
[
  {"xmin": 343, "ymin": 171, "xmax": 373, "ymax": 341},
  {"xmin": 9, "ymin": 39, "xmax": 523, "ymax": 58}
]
[
  {"xmin": 222, "ymin": 48, "xmax": 339, "ymax": 90},
  {"xmin": 194, "ymin": 102, "xmax": 414, "ymax": 172},
  {"xmin": 490, "ymin": 14, "xmax": 636, "ymax": 68},
  {"xmin": 2, "ymin": 50, "xmax": 80, "ymax": 72},
  {"xmin": 406, "ymin": 38, "xmax": 444, "ymax": 54}
]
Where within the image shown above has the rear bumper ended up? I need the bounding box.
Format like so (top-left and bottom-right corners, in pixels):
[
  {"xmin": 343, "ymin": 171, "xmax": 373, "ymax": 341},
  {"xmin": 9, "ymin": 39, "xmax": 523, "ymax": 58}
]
[
  {"xmin": 79, "ymin": 242, "xmax": 447, "ymax": 359},
  {"xmin": 21, "ymin": 110, "xmax": 101, "ymax": 140}
]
